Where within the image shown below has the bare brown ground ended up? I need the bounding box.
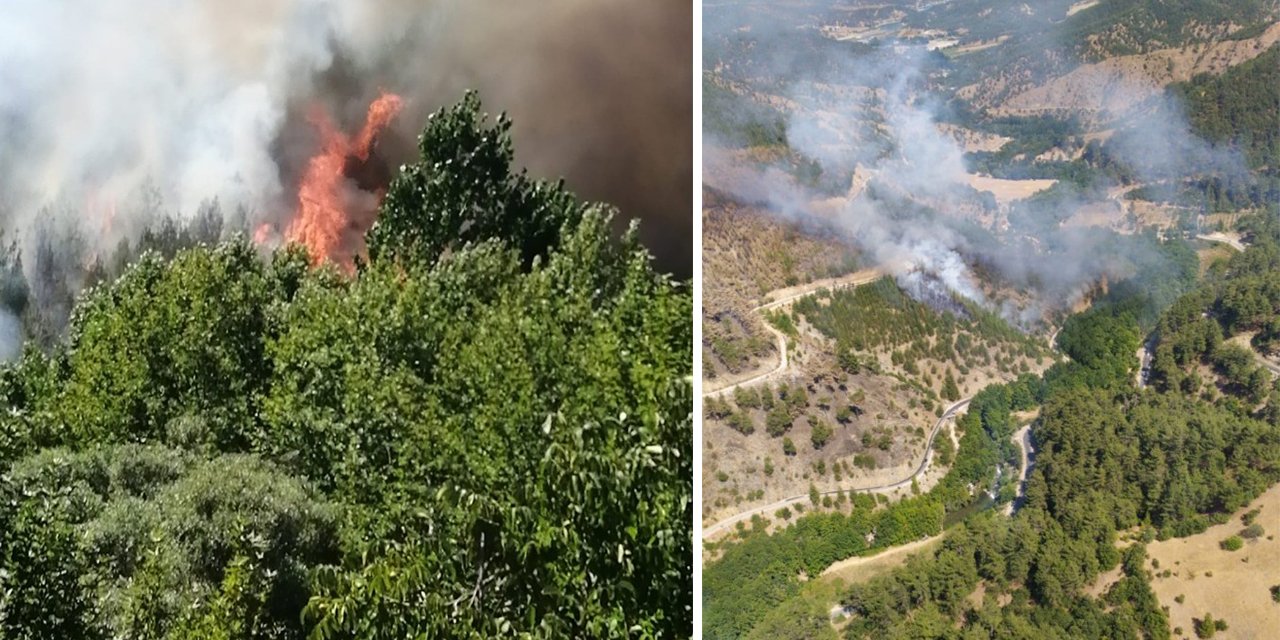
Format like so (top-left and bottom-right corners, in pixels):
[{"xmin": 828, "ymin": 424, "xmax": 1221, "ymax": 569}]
[
  {"xmin": 1066, "ymin": 0, "xmax": 1100, "ymax": 16},
  {"xmin": 1147, "ymin": 483, "xmax": 1280, "ymax": 639},
  {"xmin": 996, "ymin": 21, "xmax": 1280, "ymax": 117},
  {"xmin": 936, "ymin": 123, "xmax": 1011, "ymax": 153},
  {"xmin": 818, "ymin": 534, "xmax": 944, "ymax": 586},
  {"xmin": 947, "ymin": 36, "xmax": 1010, "ymax": 57},
  {"xmin": 965, "ymin": 174, "xmax": 1057, "ymax": 206},
  {"xmin": 1083, "ymin": 565, "xmax": 1124, "ymax": 599}
]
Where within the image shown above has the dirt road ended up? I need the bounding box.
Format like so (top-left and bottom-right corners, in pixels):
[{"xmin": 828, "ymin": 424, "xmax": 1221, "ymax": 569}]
[
  {"xmin": 1227, "ymin": 333, "xmax": 1280, "ymax": 378},
  {"xmin": 1195, "ymin": 232, "xmax": 1246, "ymax": 253},
  {"xmin": 820, "ymin": 534, "xmax": 943, "ymax": 580},
  {"xmin": 703, "ymin": 269, "xmax": 883, "ymax": 396},
  {"xmin": 1004, "ymin": 425, "xmax": 1034, "ymax": 516},
  {"xmin": 1136, "ymin": 335, "xmax": 1155, "ymax": 388},
  {"xmin": 702, "ymin": 397, "xmax": 972, "ymax": 539}
]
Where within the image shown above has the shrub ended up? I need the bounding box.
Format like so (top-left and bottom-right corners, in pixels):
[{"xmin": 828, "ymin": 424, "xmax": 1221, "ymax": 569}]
[
  {"xmin": 766, "ymin": 406, "xmax": 793, "ymax": 437},
  {"xmin": 734, "ymin": 386, "xmax": 761, "ymax": 410},
  {"xmin": 811, "ymin": 420, "xmax": 833, "ymax": 449},
  {"xmin": 1242, "ymin": 508, "xmax": 1261, "ymax": 526},
  {"xmin": 727, "ymin": 411, "xmax": 756, "ymax": 436},
  {"xmin": 1220, "ymin": 536, "xmax": 1244, "ymax": 551},
  {"xmin": 1194, "ymin": 613, "xmax": 1217, "ymax": 638}
]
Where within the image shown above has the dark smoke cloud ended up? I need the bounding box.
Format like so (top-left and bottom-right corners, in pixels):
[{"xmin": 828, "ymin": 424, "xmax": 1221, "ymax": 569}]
[
  {"xmin": 0, "ymin": 0, "xmax": 692, "ymax": 280},
  {"xmin": 376, "ymin": 1, "xmax": 693, "ymax": 277}
]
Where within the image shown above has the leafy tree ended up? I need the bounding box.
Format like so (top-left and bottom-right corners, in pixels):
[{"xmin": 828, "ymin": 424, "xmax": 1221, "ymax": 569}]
[
  {"xmin": 367, "ymin": 91, "xmax": 588, "ymax": 270},
  {"xmin": 765, "ymin": 405, "xmax": 793, "ymax": 437},
  {"xmin": 0, "ymin": 93, "xmax": 692, "ymax": 639},
  {"xmin": 810, "ymin": 419, "xmax": 833, "ymax": 449},
  {"xmin": 1195, "ymin": 613, "xmax": 1217, "ymax": 638},
  {"xmin": 53, "ymin": 242, "xmax": 279, "ymax": 450},
  {"xmin": 941, "ymin": 372, "xmax": 960, "ymax": 402},
  {"xmin": 728, "ymin": 410, "xmax": 756, "ymax": 435}
]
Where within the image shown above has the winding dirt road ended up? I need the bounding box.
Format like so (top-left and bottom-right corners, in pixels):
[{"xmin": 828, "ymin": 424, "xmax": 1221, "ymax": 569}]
[
  {"xmin": 1257, "ymin": 355, "xmax": 1280, "ymax": 378},
  {"xmin": 703, "ymin": 269, "xmax": 883, "ymax": 397},
  {"xmin": 702, "ymin": 397, "xmax": 972, "ymax": 539},
  {"xmin": 1224, "ymin": 333, "xmax": 1279, "ymax": 379},
  {"xmin": 702, "ymin": 268, "xmax": 980, "ymax": 540},
  {"xmin": 1004, "ymin": 425, "xmax": 1035, "ymax": 516}
]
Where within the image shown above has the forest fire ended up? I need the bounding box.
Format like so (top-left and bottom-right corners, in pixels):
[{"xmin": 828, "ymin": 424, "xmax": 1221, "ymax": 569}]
[{"xmin": 283, "ymin": 92, "xmax": 404, "ymax": 268}]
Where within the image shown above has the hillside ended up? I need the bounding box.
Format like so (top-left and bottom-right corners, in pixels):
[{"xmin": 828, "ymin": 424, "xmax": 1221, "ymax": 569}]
[
  {"xmin": 704, "ymin": 214, "xmax": 1280, "ymax": 639},
  {"xmin": 993, "ymin": 21, "xmax": 1280, "ymax": 119},
  {"xmin": 941, "ymin": 0, "xmax": 1280, "ymax": 111},
  {"xmin": 701, "ymin": 1, "xmax": 1280, "ymax": 638},
  {"xmin": 703, "ymin": 191, "xmax": 860, "ymax": 382},
  {"xmin": 703, "ymin": 266, "xmax": 1053, "ymax": 530}
]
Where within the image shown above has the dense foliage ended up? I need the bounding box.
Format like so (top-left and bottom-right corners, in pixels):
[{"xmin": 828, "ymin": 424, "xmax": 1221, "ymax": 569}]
[
  {"xmin": 704, "ymin": 220, "xmax": 1280, "ymax": 638},
  {"xmin": 1175, "ymin": 44, "xmax": 1280, "ymax": 171},
  {"xmin": 793, "ymin": 278, "xmax": 1047, "ymax": 374},
  {"xmin": 0, "ymin": 94, "xmax": 692, "ymax": 638},
  {"xmin": 703, "ymin": 375, "xmax": 1039, "ymax": 638}
]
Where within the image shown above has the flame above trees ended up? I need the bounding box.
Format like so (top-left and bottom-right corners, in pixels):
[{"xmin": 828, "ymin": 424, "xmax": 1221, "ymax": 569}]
[{"xmin": 284, "ymin": 92, "xmax": 404, "ymax": 269}]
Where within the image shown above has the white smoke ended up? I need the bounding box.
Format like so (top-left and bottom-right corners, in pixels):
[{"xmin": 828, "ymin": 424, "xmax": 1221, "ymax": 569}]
[
  {"xmin": 780, "ymin": 47, "xmax": 986, "ymax": 308},
  {"xmin": 0, "ymin": 0, "xmax": 691, "ymax": 267},
  {"xmin": 0, "ymin": 0, "xmax": 690, "ymax": 357},
  {"xmin": 0, "ymin": 0, "xmax": 342, "ymax": 225},
  {"xmin": 705, "ymin": 24, "xmax": 1253, "ymax": 324}
]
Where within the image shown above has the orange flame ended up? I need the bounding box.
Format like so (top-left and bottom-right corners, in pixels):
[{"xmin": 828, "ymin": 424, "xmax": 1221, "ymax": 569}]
[
  {"xmin": 253, "ymin": 223, "xmax": 273, "ymax": 245},
  {"xmin": 285, "ymin": 92, "xmax": 404, "ymax": 268}
]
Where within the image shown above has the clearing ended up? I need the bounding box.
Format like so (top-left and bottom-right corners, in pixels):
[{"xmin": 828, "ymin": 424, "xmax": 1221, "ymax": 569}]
[
  {"xmin": 965, "ymin": 174, "xmax": 1056, "ymax": 206},
  {"xmin": 819, "ymin": 534, "xmax": 944, "ymax": 586},
  {"xmin": 1147, "ymin": 483, "xmax": 1280, "ymax": 639}
]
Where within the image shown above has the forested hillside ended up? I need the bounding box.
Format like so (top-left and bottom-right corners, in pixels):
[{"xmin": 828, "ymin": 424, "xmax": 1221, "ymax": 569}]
[
  {"xmin": 703, "ymin": 214, "xmax": 1280, "ymax": 638},
  {"xmin": 1172, "ymin": 43, "xmax": 1280, "ymax": 210},
  {"xmin": 833, "ymin": 222, "xmax": 1280, "ymax": 638},
  {"xmin": 0, "ymin": 94, "xmax": 692, "ymax": 638}
]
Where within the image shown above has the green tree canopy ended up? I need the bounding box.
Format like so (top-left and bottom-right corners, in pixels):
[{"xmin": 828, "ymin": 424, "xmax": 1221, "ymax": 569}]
[{"xmin": 0, "ymin": 92, "xmax": 691, "ymax": 639}]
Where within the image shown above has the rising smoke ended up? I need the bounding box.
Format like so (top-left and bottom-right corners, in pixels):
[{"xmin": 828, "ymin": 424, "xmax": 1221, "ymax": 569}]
[
  {"xmin": 704, "ymin": 4, "xmax": 1251, "ymax": 325},
  {"xmin": 0, "ymin": 0, "xmax": 691, "ymax": 357},
  {"xmin": 0, "ymin": 4, "xmax": 691, "ymax": 268}
]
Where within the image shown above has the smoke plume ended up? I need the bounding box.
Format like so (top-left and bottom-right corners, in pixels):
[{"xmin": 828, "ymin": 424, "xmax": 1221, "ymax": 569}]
[
  {"xmin": 704, "ymin": 3, "xmax": 1251, "ymax": 325},
  {"xmin": 0, "ymin": 0, "xmax": 692, "ymax": 275}
]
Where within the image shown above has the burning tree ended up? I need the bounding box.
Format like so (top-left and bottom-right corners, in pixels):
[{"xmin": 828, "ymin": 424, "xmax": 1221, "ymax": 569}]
[{"xmin": 0, "ymin": 94, "xmax": 691, "ymax": 639}]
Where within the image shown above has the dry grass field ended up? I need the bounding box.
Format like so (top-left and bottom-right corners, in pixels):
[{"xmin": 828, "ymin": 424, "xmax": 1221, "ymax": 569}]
[
  {"xmin": 1147, "ymin": 483, "xmax": 1280, "ymax": 639},
  {"xmin": 819, "ymin": 534, "xmax": 944, "ymax": 586},
  {"xmin": 702, "ymin": 191, "xmax": 861, "ymax": 381}
]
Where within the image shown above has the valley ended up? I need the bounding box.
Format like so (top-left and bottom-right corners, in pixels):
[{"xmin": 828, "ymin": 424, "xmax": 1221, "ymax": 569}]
[{"xmin": 702, "ymin": 0, "xmax": 1280, "ymax": 638}]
